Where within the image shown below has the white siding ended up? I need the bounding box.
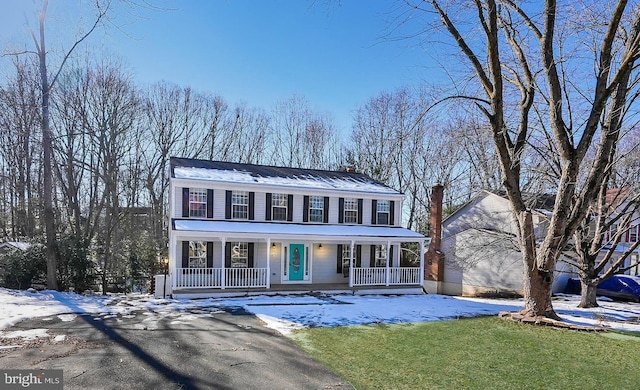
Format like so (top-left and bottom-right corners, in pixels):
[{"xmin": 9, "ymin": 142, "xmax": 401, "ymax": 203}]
[
  {"xmin": 213, "ymin": 189, "xmax": 225, "ymax": 219},
  {"xmin": 292, "ymin": 194, "xmax": 304, "ymax": 223},
  {"xmin": 444, "ymin": 192, "xmax": 517, "ymax": 239},
  {"xmin": 253, "ymin": 191, "xmax": 266, "ymax": 222},
  {"xmin": 311, "ymin": 245, "xmax": 349, "ymax": 284},
  {"xmin": 172, "ymin": 186, "xmax": 181, "ymax": 218}
]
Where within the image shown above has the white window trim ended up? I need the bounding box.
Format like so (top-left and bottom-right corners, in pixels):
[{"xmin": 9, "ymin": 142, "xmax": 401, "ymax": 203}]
[
  {"xmin": 232, "ymin": 191, "xmax": 249, "ymax": 220},
  {"xmin": 309, "ymin": 195, "xmax": 324, "ymax": 223},
  {"xmin": 189, "ymin": 188, "xmax": 207, "ymax": 218},
  {"xmin": 272, "ymin": 193, "xmax": 288, "ymax": 221},
  {"xmin": 189, "ymin": 241, "xmax": 207, "ymax": 268},
  {"xmin": 344, "ymin": 198, "xmax": 358, "ymax": 224},
  {"xmin": 230, "ymin": 242, "xmax": 249, "ymax": 268}
]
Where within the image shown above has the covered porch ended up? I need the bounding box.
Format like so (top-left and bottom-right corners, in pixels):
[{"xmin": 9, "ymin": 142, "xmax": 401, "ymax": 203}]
[{"xmin": 168, "ymin": 220, "xmax": 426, "ymax": 296}]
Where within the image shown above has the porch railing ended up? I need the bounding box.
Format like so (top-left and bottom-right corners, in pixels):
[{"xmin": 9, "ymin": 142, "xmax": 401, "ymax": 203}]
[
  {"xmin": 352, "ymin": 267, "xmax": 421, "ymax": 286},
  {"xmin": 175, "ymin": 268, "xmax": 269, "ymax": 289}
]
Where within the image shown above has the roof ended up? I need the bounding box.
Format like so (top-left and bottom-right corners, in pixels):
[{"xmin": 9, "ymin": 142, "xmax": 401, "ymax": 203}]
[
  {"xmin": 173, "ymin": 220, "xmax": 425, "ymax": 241},
  {"xmin": 170, "ymin": 157, "xmax": 401, "ymax": 195},
  {"xmin": 0, "ymin": 242, "xmax": 31, "ymax": 251}
]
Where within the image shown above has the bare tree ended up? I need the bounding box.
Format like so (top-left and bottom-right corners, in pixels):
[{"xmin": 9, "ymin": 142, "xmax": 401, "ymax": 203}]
[
  {"xmin": 270, "ymin": 95, "xmax": 340, "ymax": 169},
  {"xmin": 9, "ymin": 0, "xmax": 111, "ymax": 290},
  {"xmin": 406, "ymin": 0, "xmax": 640, "ymax": 318},
  {"xmin": 0, "ymin": 58, "xmax": 41, "ymax": 240}
]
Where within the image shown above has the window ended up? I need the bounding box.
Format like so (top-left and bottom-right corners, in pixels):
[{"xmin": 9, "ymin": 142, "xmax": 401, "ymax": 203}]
[
  {"xmin": 606, "ymin": 223, "xmax": 619, "ymax": 242},
  {"xmin": 271, "ymin": 193, "xmax": 288, "ymax": 221},
  {"xmin": 230, "ymin": 242, "xmax": 248, "ymax": 268},
  {"xmin": 232, "ymin": 191, "xmax": 249, "ymax": 219},
  {"xmin": 377, "ymin": 200, "xmax": 390, "ymax": 225},
  {"xmin": 189, "ymin": 188, "xmax": 207, "ymax": 218},
  {"xmin": 341, "ymin": 245, "xmax": 352, "ymax": 273},
  {"xmin": 189, "ymin": 241, "xmax": 207, "ymax": 268},
  {"xmin": 630, "ymin": 225, "xmax": 639, "ymax": 242},
  {"xmin": 374, "ymin": 245, "xmax": 387, "ymax": 267},
  {"xmin": 344, "ymin": 198, "xmax": 358, "ymax": 223},
  {"xmin": 309, "ymin": 195, "xmax": 324, "ymax": 223}
]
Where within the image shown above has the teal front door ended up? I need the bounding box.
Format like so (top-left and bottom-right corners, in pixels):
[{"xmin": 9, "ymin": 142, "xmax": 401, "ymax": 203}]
[{"xmin": 289, "ymin": 244, "xmax": 305, "ymax": 281}]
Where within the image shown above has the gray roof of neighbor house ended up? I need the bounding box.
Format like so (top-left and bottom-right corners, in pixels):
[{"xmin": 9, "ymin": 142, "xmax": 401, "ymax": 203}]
[{"xmin": 170, "ymin": 157, "xmax": 402, "ymax": 195}]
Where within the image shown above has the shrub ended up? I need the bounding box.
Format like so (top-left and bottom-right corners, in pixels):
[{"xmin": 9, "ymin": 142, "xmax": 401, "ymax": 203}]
[{"xmin": 0, "ymin": 244, "xmax": 46, "ymax": 290}]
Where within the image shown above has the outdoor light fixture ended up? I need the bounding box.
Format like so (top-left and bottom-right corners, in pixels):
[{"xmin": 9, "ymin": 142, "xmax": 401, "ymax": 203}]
[
  {"xmin": 272, "ymin": 242, "xmax": 276, "ymax": 247},
  {"xmin": 318, "ymin": 243, "xmax": 323, "ymax": 248}
]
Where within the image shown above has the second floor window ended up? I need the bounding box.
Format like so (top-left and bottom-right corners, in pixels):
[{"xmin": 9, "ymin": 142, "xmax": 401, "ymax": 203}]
[
  {"xmin": 377, "ymin": 200, "xmax": 390, "ymax": 225},
  {"xmin": 232, "ymin": 191, "xmax": 249, "ymax": 219},
  {"xmin": 309, "ymin": 195, "xmax": 324, "ymax": 222},
  {"xmin": 189, "ymin": 189, "xmax": 207, "ymax": 218},
  {"xmin": 344, "ymin": 198, "xmax": 358, "ymax": 223},
  {"xmin": 630, "ymin": 225, "xmax": 639, "ymax": 242},
  {"xmin": 272, "ymin": 193, "xmax": 288, "ymax": 221}
]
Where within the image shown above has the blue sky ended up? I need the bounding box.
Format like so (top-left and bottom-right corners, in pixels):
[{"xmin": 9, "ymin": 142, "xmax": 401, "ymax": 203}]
[{"xmin": 0, "ymin": 0, "xmax": 440, "ymax": 135}]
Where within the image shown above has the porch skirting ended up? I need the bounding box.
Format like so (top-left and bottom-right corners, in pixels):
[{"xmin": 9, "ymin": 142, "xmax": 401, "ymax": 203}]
[{"xmin": 171, "ymin": 283, "xmax": 425, "ymax": 299}]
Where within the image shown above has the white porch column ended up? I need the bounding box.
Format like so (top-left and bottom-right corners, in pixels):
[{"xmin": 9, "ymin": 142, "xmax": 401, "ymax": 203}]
[
  {"xmin": 266, "ymin": 238, "xmax": 271, "ymax": 288},
  {"xmin": 419, "ymin": 239, "xmax": 425, "ymax": 287},
  {"xmin": 385, "ymin": 241, "xmax": 391, "ymax": 286},
  {"xmin": 169, "ymin": 235, "xmax": 177, "ymax": 290},
  {"xmin": 221, "ymin": 238, "xmax": 226, "ymax": 290},
  {"xmin": 349, "ymin": 240, "xmax": 355, "ymax": 287}
]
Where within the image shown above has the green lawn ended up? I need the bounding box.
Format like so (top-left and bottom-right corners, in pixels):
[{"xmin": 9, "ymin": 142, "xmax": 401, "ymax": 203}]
[{"xmin": 290, "ymin": 317, "xmax": 640, "ymax": 389}]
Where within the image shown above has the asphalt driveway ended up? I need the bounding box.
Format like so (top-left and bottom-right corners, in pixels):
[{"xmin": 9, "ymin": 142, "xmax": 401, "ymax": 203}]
[{"xmin": 0, "ymin": 307, "xmax": 353, "ymax": 390}]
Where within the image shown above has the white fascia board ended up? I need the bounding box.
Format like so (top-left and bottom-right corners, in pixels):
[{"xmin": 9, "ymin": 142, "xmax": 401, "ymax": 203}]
[
  {"xmin": 172, "ymin": 220, "xmax": 424, "ymax": 242},
  {"xmin": 170, "ymin": 177, "xmax": 404, "ymax": 200}
]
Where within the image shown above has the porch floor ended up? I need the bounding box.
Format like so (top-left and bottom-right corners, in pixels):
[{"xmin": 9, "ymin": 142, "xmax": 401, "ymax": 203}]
[{"xmin": 170, "ymin": 283, "xmax": 425, "ymax": 299}]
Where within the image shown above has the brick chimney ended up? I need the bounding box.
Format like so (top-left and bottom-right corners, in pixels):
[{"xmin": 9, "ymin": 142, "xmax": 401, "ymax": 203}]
[{"xmin": 425, "ymin": 184, "xmax": 444, "ymax": 281}]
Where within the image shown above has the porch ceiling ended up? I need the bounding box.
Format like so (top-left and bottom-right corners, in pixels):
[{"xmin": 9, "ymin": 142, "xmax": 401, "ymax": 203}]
[{"xmin": 173, "ymin": 219, "xmax": 425, "ymax": 242}]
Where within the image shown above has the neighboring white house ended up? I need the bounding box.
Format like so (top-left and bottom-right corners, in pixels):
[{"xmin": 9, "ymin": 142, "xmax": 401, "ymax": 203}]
[
  {"xmin": 164, "ymin": 158, "xmax": 426, "ymax": 298},
  {"xmin": 434, "ymin": 190, "xmax": 573, "ymax": 296}
]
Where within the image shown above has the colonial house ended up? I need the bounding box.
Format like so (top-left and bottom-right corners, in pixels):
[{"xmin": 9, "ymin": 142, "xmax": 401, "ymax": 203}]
[
  {"xmin": 163, "ymin": 158, "xmax": 427, "ymax": 298},
  {"xmin": 426, "ymin": 190, "xmax": 573, "ymax": 297}
]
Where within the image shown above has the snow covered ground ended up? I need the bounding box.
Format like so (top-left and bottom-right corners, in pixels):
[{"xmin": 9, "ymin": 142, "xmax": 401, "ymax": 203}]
[{"xmin": 1, "ymin": 288, "xmax": 639, "ymax": 338}]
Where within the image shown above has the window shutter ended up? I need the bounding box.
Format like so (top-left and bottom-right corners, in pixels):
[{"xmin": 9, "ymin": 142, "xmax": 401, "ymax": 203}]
[
  {"xmin": 323, "ymin": 197, "xmax": 329, "ymax": 223},
  {"xmin": 225, "ymin": 243, "xmax": 231, "ymax": 268},
  {"xmin": 248, "ymin": 243, "xmax": 254, "ymax": 268},
  {"xmin": 336, "ymin": 244, "xmax": 343, "ymax": 273},
  {"xmin": 357, "ymin": 199, "xmax": 363, "ymax": 224},
  {"xmin": 207, "ymin": 189, "xmax": 214, "ymax": 219},
  {"xmin": 371, "ymin": 200, "xmax": 378, "ymax": 225},
  {"xmin": 265, "ymin": 193, "xmax": 272, "ymax": 221},
  {"xmin": 249, "ymin": 192, "xmax": 255, "ymax": 220},
  {"xmin": 356, "ymin": 245, "xmax": 362, "ymax": 267},
  {"xmin": 626, "ymin": 228, "xmax": 630, "ymax": 242},
  {"xmin": 370, "ymin": 245, "xmax": 376, "ymax": 267},
  {"xmin": 181, "ymin": 241, "xmax": 189, "ymax": 268},
  {"xmin": 389, "ymin": 246, "xmax": 394, "ymax": 267},
  {"xmin": 287, "ymin": 194, "xmax": 293, "ymax": 221},
  {"xmin": 390, "ymin": 201, "xmax": 395, "ymax": 225},
  {"xmin": 225, "ymin": 191, "xmax": 232, "ymax": 219},
  {"xmin": 303, "ymin": 196, "xmax": 309, "ymax": 222},
  {"xmin": 338, "ymin": 198, "xmax": 344, "ymax": 223},
  {"xmin": 182, "ymin": 188, "xmax": 190, "ymax": 218},
  {"xmin": 206, "ymin": 242, "xmax": 214, "ymax": 268}
]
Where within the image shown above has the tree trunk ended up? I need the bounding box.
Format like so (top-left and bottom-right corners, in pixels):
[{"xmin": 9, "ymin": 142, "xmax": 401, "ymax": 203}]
[
  {"xmin": 519, "ymin": 210, "xmax": 559, "ymax": 319},
  {"xmin": 578, "ymin": 280, "xmax": 599, "ymax": 308},
  {"xmin": 38, "ymin": 18, "xmax": 59, "ymax": 291}
]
